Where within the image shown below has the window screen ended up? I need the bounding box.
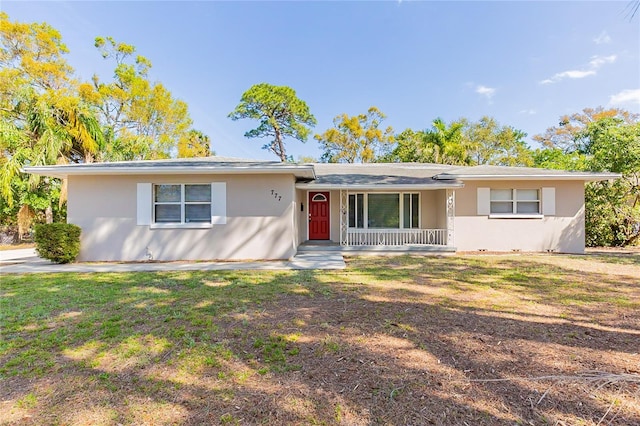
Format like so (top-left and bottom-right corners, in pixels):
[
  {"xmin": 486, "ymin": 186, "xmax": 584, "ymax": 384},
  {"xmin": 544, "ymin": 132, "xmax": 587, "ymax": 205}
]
[
  {"xmin": 403, "ymin": 193, "xmax": 419, "ymax": 228},
  {"xmin": 367, "ymin": 194, "xmax": 400, "ymax": 228},
  {"xmin": 153, "ymin": 184, "xmax": 212, "ymax": 224},
  {"xmin": 348, "ymin": 193, "xmax": 365, "ymax": 228}
]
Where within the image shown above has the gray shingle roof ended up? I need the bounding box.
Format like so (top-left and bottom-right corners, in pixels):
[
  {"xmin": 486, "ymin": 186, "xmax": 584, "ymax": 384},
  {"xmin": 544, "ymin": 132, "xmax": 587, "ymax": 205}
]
[{"xmin": 304, "ymin": 163, "xmax": 460, "ymax": 187}]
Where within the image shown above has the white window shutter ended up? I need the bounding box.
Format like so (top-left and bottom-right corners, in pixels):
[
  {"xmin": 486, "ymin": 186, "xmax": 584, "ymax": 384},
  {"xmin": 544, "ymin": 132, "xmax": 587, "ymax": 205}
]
[
  {"xmin": 211, "ymin": 182, "xmax": 227, "ymax": 224},
  {"xmin": 136, "ymin": 183, "xmax": 152, "ymax": 225},
  {"xmin": 542, "ymin": 187, "xmax": 556, "ymax": 216},
  {"xmin": 477, "ymin": 187, "xmax": 490, "ymax": 215}
]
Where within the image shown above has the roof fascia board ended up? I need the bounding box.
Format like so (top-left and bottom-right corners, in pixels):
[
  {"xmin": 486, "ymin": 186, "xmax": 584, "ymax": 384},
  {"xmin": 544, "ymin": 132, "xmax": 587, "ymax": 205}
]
[
  {"xmin": 23, "ymin": 165, "xmax": 316, "ymax": 179},
  {"xmin": 435, "ymin": 174, "xmax": 620, "ymax": 182}
]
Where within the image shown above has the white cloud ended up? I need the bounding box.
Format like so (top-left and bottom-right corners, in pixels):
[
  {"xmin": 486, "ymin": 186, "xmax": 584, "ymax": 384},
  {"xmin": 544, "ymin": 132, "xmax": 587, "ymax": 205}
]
[
  {"xmin": 540, "ymin": 69, "xmax": 596, "ymax": 84},
  {"xmin": 540, "ymin": 54, "xmax": 616, "ymax": 85},
  {"xmin": 589, "ymin": 54, "xmax": 617, "ymax": 68},
  {"xmin": 593, "ymin": 31, "xmax": 611, "ymax": 45},
  {"xmin": 475, "ymin": 85, "xmax": 496, "ymax": 99},
  {"xmin": 518, "ymin": 109, "xmax": 537, "ymax": 115},
  {"xmin": 609, "ymin": 89, "xmax": 640, "ymax": 106}
]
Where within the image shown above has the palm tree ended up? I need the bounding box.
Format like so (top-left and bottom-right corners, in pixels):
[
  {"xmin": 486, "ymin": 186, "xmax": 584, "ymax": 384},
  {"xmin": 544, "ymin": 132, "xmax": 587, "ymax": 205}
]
[
  {"xmin": 625, "ymin": 1, "xmax": 640, "ymax": 20},
  {"xmin": 0, "ymin": 91, "xmax": 103, "ymax": 224},
  {"xmin": 422, "ymin": 118, "xmax": 469, "ymax": 165}
]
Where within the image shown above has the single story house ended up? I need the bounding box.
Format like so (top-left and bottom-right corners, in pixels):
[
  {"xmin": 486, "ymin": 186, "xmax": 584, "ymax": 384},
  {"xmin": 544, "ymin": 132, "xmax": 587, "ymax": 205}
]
[{"xmin": 25, "ymin": 157, "xmax": 618, "ymax": 261}]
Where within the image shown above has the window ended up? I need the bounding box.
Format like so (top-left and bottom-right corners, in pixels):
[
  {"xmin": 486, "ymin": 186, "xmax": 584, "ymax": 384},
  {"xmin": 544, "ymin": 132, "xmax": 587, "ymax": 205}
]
[
  {"xmin": 348, "ymin": 194, "xmax": 364, "ymax": 228},
  {"xmin": 348, "ymin": 193, "xmax": 419, "ymax": 229},
  {"xmin": 154, "ymin": 184, "xmax": 211, "ymax": 224},
  {"xmin": 368, "ymin": 194, "xmax": 400, "ymax": 228},
  {"xmin": 490, "ymin": 189, "xmax": 540, "ymax": 215},
  {"xmin": 403, "ymin": 193, "xmax": 420, "ymax": 229}
]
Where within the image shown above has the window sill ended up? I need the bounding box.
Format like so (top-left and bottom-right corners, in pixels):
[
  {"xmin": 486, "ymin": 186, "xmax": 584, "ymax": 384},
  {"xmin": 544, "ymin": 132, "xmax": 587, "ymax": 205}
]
[
  {"xmin": 488, "ymin": 214, "xmax": 544, "ymax": 219},
  {"xmin": 150, "ymin": 223, "xmax": 213, "ymax": 229}
]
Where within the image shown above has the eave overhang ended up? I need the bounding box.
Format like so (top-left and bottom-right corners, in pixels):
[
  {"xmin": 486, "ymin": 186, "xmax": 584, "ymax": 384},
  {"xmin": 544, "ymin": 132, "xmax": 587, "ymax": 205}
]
[
  {"xmin": 434, "ymin": 173, "xmax": 621, "ymax": 182},
  {"xmin": 295, "ymin": 182, "xmax": 464, "ymax": 190},
  {"xmin": 23, "ymin": 164, "xmax": 316, "ymax": 180}
]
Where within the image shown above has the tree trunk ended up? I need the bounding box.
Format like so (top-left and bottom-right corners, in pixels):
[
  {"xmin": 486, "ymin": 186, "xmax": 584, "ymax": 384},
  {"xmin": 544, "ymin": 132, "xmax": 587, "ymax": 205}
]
[
  {"xmin": 45, "ymin": 205, "xmax": 53, "ymax": 224},
  {"xmin": 273, "ymin": 126, "xmax": 286, "ymax": 162}
]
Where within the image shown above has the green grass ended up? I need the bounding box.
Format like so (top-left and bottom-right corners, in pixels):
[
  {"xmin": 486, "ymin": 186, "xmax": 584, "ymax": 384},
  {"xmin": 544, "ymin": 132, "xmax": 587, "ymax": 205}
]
[
  {"xmin": 15, "ymin": 393, "xmax": 37, "ymax": 409},
  {"xmin": 579, "ymin": 251, "xmax": 640, "ymax": 266},
  {"xmin": 0, "ymin": 254, "xmax": 638, "ymax": 425}
]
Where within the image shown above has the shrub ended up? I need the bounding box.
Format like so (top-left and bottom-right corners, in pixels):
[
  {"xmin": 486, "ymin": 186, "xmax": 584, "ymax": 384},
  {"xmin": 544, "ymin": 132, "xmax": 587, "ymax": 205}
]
[{"xmin": 34, "ymin": 223, "xmax": 81, "ymax": 264}]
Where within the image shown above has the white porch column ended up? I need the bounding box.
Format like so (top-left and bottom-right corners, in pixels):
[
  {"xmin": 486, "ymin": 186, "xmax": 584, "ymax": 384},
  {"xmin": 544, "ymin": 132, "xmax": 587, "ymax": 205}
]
[
  {"xmin": 446, "ymin": 189, "xmax": 455, "ymax": 246},
  {"xmin": 340, "ymin": 189, "xmax": 348, "ymax": 245}
]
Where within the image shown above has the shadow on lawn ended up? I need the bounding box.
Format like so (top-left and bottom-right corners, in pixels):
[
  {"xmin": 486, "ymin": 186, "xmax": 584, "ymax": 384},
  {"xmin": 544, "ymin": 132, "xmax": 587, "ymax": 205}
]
[
  {"xmin": 582, "ymin": 249, "xmax": 640, "ymax": 266},
  {"xmin": 1, "ymin": 257, "xmax": 639, "ymax": 425},
  {"xmin": 348, "ymin": 255, "xmax": 639, "ymax": 322}
]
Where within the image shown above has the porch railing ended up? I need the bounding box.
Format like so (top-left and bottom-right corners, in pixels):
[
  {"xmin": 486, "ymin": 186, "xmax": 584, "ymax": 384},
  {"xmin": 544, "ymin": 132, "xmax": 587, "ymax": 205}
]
[{"xmin": 346, "ymin": 228, "xmax": 447, "ymax": 246}]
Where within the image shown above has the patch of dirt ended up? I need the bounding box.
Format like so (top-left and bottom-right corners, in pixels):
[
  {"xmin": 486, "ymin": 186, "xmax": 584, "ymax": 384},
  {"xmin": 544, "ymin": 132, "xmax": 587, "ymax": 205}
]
[
  {"xmin": 207, "ymin": 270, "xmax": 640, "ymax": 425},
  {"xmin": 1, "ymin": 254, "xmax": 639, "ymax": 425}
]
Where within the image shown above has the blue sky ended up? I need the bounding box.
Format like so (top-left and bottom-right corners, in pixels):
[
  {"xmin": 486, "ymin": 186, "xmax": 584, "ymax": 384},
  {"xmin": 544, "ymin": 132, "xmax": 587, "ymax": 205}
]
[{"xmin": 4, "ymin": 1, "xmax": 639, "ymax": 161}]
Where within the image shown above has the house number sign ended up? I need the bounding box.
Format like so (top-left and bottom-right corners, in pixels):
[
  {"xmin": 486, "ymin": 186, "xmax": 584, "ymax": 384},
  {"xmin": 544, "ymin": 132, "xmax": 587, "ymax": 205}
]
[{"xmin": 270, "ymin": 189, "xmax": 282, "ymax": 201}]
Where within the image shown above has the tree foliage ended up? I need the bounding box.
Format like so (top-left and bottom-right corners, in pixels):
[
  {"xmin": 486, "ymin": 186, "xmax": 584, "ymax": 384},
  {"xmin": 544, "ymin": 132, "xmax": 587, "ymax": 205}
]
[
  {"xmin": 583, "ymin": 118, "xmax": 640, "ymax": 246},
  {"xmin": 0, "ymin": 12, "xmax": 72, "ymax": 93},
  {"xmin": 177, "ymin": 129, "xmax": 212, "ymax": 158},
  {"xmin": 382, "ymin": 128, "xmax": 426, "ymax": 163},
  {"xmin": 386, "ymin": 116, "xmax": 531, "ymax": 167},
  {"xmin": 532, "ymin": 107, "xmax": 637, "ymax": 152},
  {"xmin": 425, "ymin": 118, "xmax": 470, "ymax": 164},
  {"xmin": 385, "ymin": 119, "xmax": 466, "ymax": 164},
  {"xmin": 532, "ymin": 148, "xmax": 588, "ymax": 171},
  {"xmin": 228, "ymin": 83, "xmax": 316, "ymax": 162},
  {"xmin": 0, "ymin": 14, "xmax": 206, "ymax": 229},
  {"xmin": 297, "ymin": 155, "xmax": 318, "ymax": 163},
  {"xmin": 462, "ymin": 117, "xmax": 533, "ymax": 166},
  {"xmin": 0, "ymin": 12, "xmax": 101, "ymax": 224},
  {"xmin": 315, "ymin": 106, "xmax": 394, "ymax": 163},
  {"xmin": 534, "ymin": 113, "xmax": 640, "ymax": 247},
  {"xmin": 81, "ymin": 36, "xmax": 194, "ymax": 160}
]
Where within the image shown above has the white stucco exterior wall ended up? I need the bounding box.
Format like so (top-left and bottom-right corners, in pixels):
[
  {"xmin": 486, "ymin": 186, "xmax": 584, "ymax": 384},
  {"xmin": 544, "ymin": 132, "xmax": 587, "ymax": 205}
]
[
  {"xmin": 68, "ymin": 173, "xmax": 298, "ymax": 261},
  {"xmin": 454, "ymin": 180, "xmax": 586, "ymax": 254}
]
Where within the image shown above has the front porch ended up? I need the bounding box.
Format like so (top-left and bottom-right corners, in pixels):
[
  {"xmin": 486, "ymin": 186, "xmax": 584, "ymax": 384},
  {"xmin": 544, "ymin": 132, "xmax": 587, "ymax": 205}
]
[
  {"xmin": 296, "ymin": 165, "xmax": 461, "ymax": 250},
  {"xmin": 335, "ymin": 188, "xmax": 456, "ymax": 247},
  {"xmin": 299, "ymin": 188, "xmax": 457, "ymax": 252}
]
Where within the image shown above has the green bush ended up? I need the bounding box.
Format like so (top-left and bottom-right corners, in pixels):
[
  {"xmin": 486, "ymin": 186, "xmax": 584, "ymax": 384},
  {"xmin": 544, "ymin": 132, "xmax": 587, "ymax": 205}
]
[{"xmin": 34, "ymin": 223, "xmax": 81, "ymax": 264}]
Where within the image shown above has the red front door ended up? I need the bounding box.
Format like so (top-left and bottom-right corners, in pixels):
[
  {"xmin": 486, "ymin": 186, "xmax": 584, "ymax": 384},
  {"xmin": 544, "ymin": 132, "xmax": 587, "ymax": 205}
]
[{"xmin": 309, "ymin": 192, "xmax": 330, "ymax": 240}]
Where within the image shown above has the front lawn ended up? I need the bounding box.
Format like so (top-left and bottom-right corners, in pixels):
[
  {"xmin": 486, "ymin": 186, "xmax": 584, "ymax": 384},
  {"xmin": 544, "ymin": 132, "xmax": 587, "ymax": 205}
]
[{"xmin": 1, "ymin": 254, "xmax": 639, "ymax": 425}]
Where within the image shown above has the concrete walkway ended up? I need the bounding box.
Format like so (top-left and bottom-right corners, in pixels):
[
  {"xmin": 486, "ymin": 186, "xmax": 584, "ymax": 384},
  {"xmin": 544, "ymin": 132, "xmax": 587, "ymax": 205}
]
[
  {"xmin": 0, "ymin": 248, "xmax": 37, "ymax": 262},
  {"xmin": 0, "ymin": 249, "xmax": 345, "ymax": 274}
]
